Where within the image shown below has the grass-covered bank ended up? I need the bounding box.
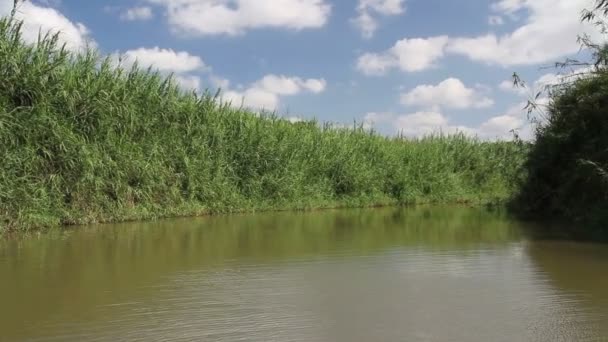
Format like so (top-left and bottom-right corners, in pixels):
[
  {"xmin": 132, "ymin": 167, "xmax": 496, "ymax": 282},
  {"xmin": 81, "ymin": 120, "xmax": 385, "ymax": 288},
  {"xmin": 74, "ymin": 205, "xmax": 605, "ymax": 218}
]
[{"xmin": 0, "ymin": 18, "xmax": 527, "ymax": 232}]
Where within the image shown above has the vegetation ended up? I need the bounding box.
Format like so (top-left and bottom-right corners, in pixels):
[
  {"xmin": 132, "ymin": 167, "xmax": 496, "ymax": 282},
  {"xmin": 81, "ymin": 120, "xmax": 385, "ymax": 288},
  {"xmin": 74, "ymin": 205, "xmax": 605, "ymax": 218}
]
[
  {"xmin": 509, "ymin": 66, "xmax": 608, "ymax": 238},
  {"xmin": 509, "ymin": 1, "xmax": 608, "ymax": 238},
  {"xmin": 0, "ymin": 17, "xmax": 527, "ymax": 232}
]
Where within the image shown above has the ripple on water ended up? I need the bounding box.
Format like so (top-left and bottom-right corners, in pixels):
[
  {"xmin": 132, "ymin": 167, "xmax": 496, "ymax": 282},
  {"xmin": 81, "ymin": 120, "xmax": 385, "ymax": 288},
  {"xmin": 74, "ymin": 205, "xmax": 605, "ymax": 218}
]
[{"xmin": 1, "ymin": 207, "xmax": 608, "ymax": 341}]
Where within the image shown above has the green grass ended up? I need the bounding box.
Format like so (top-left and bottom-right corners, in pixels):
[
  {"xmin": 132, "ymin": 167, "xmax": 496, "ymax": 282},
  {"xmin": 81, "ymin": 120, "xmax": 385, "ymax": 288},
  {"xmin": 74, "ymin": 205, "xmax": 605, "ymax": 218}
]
[{"xmin": 0, "ymin": 17, "xmax": 528, "ymax": 232}]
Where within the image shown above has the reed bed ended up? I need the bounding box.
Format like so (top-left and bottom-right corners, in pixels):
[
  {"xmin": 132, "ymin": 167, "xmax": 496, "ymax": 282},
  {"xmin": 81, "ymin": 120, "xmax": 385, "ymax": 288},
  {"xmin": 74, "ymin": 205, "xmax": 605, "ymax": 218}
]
[{"xmin": 0, "ymin": 18, "xmax": 527, "ymax": 231}]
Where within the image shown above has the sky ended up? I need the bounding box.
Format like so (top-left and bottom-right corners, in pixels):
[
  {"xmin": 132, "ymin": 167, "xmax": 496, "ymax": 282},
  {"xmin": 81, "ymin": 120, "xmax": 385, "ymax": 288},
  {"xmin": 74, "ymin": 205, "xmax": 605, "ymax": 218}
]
[{"xmin": 0, "ymin": 0, "xmax": 603, "ymax": 139}]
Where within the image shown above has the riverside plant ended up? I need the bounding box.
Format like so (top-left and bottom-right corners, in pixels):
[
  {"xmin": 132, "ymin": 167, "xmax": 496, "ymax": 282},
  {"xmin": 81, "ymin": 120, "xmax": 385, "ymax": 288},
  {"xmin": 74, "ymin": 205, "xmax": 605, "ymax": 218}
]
[
  {"xmin": 0, "ymin": 17, "xmax": 527, "ymax": 232},
  {"xmin": 506, "ymin": 0, "xmax": 608, "ymax": 238}
]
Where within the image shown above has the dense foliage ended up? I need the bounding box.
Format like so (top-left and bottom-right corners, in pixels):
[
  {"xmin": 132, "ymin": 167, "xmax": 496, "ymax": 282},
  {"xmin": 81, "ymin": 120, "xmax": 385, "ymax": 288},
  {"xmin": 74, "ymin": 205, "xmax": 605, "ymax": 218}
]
[
  {"xmin": 508, "ymin": 1, "xmax": 608, "ymax": 238},
  {"xmin": 510, "ymin": 67, "xmax": 608, "ymax": 237},
  {"xmin": 0, "ymin": 18, "xmax": 527, "ymax": 231}
]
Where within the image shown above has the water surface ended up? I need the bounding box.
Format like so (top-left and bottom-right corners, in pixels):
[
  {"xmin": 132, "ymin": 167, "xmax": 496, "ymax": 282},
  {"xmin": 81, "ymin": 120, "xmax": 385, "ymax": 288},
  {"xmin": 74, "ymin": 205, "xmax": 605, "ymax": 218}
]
[{"xmin": 1, "ymin": 206, "xmax": 608, "ymax": 341}]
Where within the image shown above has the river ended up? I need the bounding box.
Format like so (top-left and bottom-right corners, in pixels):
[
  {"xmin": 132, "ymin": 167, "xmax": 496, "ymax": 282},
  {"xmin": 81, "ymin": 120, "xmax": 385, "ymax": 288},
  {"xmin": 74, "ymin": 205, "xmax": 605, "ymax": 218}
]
[{"xmin": 1, "ymin": 206, "xmax": 607, "ymax": 341}]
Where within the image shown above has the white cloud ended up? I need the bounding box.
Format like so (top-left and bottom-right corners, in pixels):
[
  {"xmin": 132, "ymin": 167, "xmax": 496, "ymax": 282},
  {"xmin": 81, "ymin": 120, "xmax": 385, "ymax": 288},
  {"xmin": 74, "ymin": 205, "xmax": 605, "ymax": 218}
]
[
  {"xmin": 362, "ymin": 101, "xmax": 536, "ymax": 140},
  {"xmin": 447, "ymin": 0, "xmax": 599, "ymax": 66},
  {"xmin": 363, "ymin": 111, "xmax": 473, "ymax": 137},
  {"xmin": 221, "ymin": 74, "xmax": 326, "ymax": 110},
  {"xmin": 532, "ymin": 67, "xmax": 595, "ymax": 87},
  {"xmin": 146, "ymin": 0, "xmax": 331, "ymax": 36},
  {"xmin": 115, "ymin": 47, "xmax": 208, "ymax": 73},
  {"xmin": 252, "ymin": 74, "xmax": 326, "ymax": 95},
  {"xmin": 209, "ymin": 76, "xmax": 231, "ymax": 90},
  {"xmin": 499, "ymin": 73, "xmax": 557, "ymax": 96},
  {"xmin": 359, "ymin": 0, "xmax": 405, "ymax": 15},
  {"xmin": 286, "ymin": 116, "xmax": 305, "ymax": 123},
  {"xmin": 351, "ymin": 12, "xmax": 377, "ymax": 40},
  {"xmin": 498, "ymin": 66, "xmax": 595, "ymax": 96},
  {"xmin": 488, "ymin": 15, "xmax": 504, "ymax": 25},
  {"xmin": 499, "ymin": 79, "xmax": 515, "ymax": 91},
  {"xmin": 362, "ymin": 111, "xmax": 394, "ymax": 129},
  {"xmin": 491, "ymin": 0, "xmax": 527, "ymax": 14},
  {"xmin": 2, "ymin": 1, "xmax": 95, "ymax": 51},
  {"xmin": 534, "ymin": 73, "xmax": 562, "ymax": 86},
  {"xmin": 110, "ymin": 47, "xmax": 210, "ymax": 93},
  {"xmin": 223, "ymin": 88, "xmax": 279, "ymax": 110},
  {"xmin": 358, "ymin": 0, "xmax": 599, "ymax": 75},
  {"xmin": 352, "ymin": 0, "xmax": 406, "ymax": 38},
  {"xmin": 395, "ymin": 111, "xmax": 455, "ymax": 136},
  {"xmin": 174, "ymin": 75, "xmax": 202, "ymax": 91},
  {"xmin": 401, "ymin": 78, "xmax": 494, "ymax": 109},
  {"xmin": 356, "ymin": 36, "xmax": 449, "ymax": 75},
  {"xmin": 120, "ymin": 6, "xmax": 153, "ymax": 21},
  {"xmin": 478, "ymin": 114, "xmax": 525, "ymax": 139},
  {"xmin": 477, "ymin": 102, "xmax": 534, "ymax": 140},
  {"xmin": 498, "ymin": 79, "xmax": 527, "ymax": 95},
  {"xmin": 302, "ymin": 78, "xmax": 327, "ymax": 93}
]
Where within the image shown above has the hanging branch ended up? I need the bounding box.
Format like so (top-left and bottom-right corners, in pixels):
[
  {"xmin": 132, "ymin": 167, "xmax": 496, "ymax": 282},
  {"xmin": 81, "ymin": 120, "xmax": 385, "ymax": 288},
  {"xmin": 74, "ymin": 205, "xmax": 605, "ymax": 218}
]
[
  {"xmin": 11, "ymin": 0, "xmax": 26, "ymax": 17},
  {"xmin": 507, "ymin": 0, "xmax": 608, "ymax": 136}
]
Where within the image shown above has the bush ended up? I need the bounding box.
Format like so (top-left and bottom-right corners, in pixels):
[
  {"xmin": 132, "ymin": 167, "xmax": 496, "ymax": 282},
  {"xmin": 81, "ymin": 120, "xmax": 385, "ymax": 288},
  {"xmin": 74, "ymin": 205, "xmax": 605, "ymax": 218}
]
[{"xmin": 509, "ymin": 68, "xmax": 608, "ymax": 238}]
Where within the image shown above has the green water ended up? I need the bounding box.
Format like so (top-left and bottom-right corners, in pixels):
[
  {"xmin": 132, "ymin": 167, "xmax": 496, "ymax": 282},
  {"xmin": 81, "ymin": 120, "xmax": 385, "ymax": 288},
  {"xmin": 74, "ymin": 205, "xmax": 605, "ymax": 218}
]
[{"xmin": 1, "ymin": 206, "xmax": 608, "ymax": 341}]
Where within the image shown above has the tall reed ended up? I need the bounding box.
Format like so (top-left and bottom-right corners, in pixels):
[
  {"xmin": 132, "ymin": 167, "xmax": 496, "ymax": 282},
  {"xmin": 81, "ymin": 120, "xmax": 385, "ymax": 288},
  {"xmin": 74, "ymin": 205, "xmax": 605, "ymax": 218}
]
[{"xmin": 0, "ymin": 17, "xmax": 527, "ymax": 231}]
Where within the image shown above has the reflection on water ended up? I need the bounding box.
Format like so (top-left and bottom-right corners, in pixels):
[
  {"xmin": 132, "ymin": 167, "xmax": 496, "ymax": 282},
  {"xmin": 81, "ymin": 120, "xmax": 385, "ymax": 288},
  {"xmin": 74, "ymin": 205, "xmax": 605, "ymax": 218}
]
[{"xmin": 0, "ymin": 206, "xmax": 607, "ymax": 341}]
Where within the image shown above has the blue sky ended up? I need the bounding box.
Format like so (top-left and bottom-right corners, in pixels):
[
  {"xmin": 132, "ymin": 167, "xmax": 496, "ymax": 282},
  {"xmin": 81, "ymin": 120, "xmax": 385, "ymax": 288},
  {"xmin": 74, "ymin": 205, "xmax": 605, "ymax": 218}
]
[{"xmin": 1, "ymin": 0, "xmax": 601, "ymax": 139}]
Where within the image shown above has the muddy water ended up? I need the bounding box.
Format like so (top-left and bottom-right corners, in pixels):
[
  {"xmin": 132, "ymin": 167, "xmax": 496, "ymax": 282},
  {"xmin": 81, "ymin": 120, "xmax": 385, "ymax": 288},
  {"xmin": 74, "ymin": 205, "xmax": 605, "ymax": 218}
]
[{"xmin": 1, "ymin": 206, "xmax": 607, "ymax": 341}]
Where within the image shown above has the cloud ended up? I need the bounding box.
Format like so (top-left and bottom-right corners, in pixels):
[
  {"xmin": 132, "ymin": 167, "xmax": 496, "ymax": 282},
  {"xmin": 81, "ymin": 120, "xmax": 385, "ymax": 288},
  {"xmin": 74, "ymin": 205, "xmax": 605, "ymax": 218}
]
[
  {"xmin": 145, "ymin": 0, "xmax": 331, "ymax": 36},
  {"xmin": 253, "ymin": 74, "xmax": 326, "ymax": 95},
  {"xmin": 351, "ymin": 0, "xmax": 406, "ymax": 39},
  {"xmin": 174, "ymin": 75, "xmax": 202, "ymax": 91},
  {"xmin": 209, "ymin": 76, "xmax": 231, "ymax": 90},
  {"xmin": 477, "ymin": 102, "xmax": 534, "ymax": 140},
  {"xmin": 394, "ymin": 111, "xmax": 458, "ymax": 136},
  {"xmin": 110, "ymin": 47, "xmax": 210, "ymax": 92},
  {"xmin": 120, "ymin": 6, "xmax": 154, "ymax": 21},
  {"xmin": 223, "ymin": 88, "xmax": 279, "ymax": 110},
  {"xmin": 221, "ymin": 74, "xmax": 326, "ymax": 110},
  {"xmin": 499, "ymin": 74, "xmax": 557, "ymax": 95},
  {"xmin": 362, "ymin": 111, "xmax": 394, "ymax": 130},
  {"xmin": 358, "ymin": 0, "xmax": 599, "ymax": 76},
  {"xmin": 356, "ymin": 36, "xmax": 449, "ymax": 75},
  {"xmin": 498, "ymin": 66, "xmax": 595, "ymax": 96},
  {"xmin": 532, "ymin": 66, "xmax": 597, "ymax": 86},
  {"xmin": 362, "ymin": 101, "xmax": 535, "ymax": 140},
  {"xmin": 401, "ymin": 78, "xmax": 494, "ymax": 109},
  {"xmin": 286, "ymin": 116, "xmax": 305, "ymax": 123},
  {"xmin": 490, "ymin": 0, "xmax": 528, "ymax": 14},
  {"xmin": 114, "ymin": 47, "xmax": 208, "ymax": 73},
  {"xmin": 2, "ymin": 1, "xmax": 95, "ymax": 51},
  {"xmin": 363, "ymin": 111, "xmax": 473, "ymax": 137},
  {"xmin": 109, "ymin": 49, "xmax": 328, "ymax": 101},
  {"xmin": 498, "ymin": 79, "xmax": 527, "ymax": 95},
  {"xmin": 301, "ymin": 78, "xmax": 327, "ymax": 93},
  {"xmin": 447, "ymin": 0, "xmax": 599, "ymax": 66},
  {"xmin": 478, "ymin": 114, "xmax": 526, "ymax": 139},
  {"xmin": 488, "ymin": 15, "xmax": 504, "ymax": 25}
]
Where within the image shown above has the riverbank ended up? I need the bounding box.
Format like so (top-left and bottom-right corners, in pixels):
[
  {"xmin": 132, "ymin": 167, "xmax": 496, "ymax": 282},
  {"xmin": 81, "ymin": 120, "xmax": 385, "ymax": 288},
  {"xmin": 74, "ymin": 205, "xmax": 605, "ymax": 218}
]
[{"xmin": 0, "ymin": 17, "xmax": 527, "ymax": 232}]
